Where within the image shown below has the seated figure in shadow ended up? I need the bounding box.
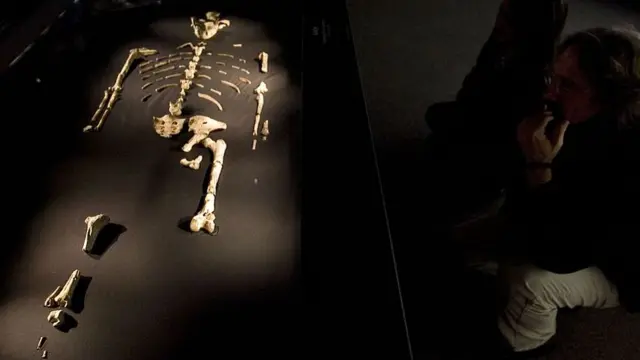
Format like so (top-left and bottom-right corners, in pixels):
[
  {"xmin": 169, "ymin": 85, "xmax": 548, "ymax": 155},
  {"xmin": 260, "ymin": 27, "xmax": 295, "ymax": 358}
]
[{"xmin": 424, "ymin": 0, "xmax": 640, "ymax": 358}]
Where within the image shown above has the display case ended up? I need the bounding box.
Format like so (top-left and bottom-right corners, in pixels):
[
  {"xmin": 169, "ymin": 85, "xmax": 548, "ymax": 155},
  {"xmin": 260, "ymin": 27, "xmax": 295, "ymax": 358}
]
[{"xmin": 0, "ymin": 1, "xmax": 411, "ymax": 359}]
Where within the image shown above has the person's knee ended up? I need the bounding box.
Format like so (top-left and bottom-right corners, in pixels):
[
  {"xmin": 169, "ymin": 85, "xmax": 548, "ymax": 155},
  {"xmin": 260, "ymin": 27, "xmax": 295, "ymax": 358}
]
[{"xmin": 505, "ymin": 265, "xmax": 557, "ymax": 302}]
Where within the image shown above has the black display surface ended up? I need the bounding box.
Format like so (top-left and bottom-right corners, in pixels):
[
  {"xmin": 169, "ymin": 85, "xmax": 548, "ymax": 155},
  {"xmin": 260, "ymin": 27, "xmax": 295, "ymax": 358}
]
[
  {"xmin": 0, "ymin": 1, "xmax": 412, "ymax": 359},
  {"xmin": 0, "ymin": 3, "xmax": 302, "ymax": 360}
]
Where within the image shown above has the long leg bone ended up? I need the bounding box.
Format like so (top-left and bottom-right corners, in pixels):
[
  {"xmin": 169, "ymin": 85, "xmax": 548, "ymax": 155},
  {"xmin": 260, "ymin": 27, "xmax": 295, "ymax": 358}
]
[
  {"xmin": 198, "ymin": 93, "xmax": 223, "ymax": 111},
  {"xmin": 253, "ymin": 82, "xmax": 269, "ymax": 136},
  {"xmin": 190, "ymin": 139, "xmax": 227, "ymax": 233},
  {"xmin": 182, "ymin": 116, "xmax": 227, "ymax": 152},
  {"xmin": 258, "ymin": 52, "xmax": 269, "ymax": 73},
  {"xmin": 84, "ymin": 214, "xmax": 110, "ymax": 253},
  {"xmin": 52, "ymin": 270, "xmax": 81, "ymax": 309},
  {"xmin": 180, "ymin": 155, "xmax": 203, "ymax": 170},
  {"xmin": 47, "ymin": 310, "xmax": 66, "ymax": 328},
  {"xmin": 85, "ymin": 47, "xmax": 157, "ymax": 132}
]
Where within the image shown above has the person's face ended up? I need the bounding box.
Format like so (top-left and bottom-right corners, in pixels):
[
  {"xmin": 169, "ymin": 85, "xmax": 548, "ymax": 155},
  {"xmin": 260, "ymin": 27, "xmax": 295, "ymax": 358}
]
[{"xmin": 545, "ymin": 46, "xmax": 601, "ymax": 124}]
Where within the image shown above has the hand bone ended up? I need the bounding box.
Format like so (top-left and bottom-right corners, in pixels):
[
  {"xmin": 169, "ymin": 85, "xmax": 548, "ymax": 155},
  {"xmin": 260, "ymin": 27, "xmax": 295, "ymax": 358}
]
[
  {"xmin": 180, "ymin": 155, "xmax": 203, "ymax": 170},
  {"xmin": 182, "ymin": 116, "xmax": 227, "ymax": 152},
  {"xmin": 83, "ymin": 214, "xmax": 110, "ymax": 253}
]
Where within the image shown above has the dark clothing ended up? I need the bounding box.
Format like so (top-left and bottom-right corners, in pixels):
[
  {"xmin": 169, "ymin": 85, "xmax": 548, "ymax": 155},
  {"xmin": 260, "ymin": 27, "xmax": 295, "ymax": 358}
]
[{"xmin": 425, "ymin": 0, "xmax": 640, "ymax": 312}]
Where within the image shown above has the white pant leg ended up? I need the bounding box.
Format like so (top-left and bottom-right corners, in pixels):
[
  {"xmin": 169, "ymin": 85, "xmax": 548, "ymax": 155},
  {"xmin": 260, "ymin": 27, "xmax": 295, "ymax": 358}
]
[{"xmin": 498, "ymin": 264, "xmax": 619, "ymax": 352}]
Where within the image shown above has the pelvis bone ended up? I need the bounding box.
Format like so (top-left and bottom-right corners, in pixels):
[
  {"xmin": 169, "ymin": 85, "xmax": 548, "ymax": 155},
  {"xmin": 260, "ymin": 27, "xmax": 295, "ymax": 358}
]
[
  {"xmin": 44, "ymin": 269, "xmax": 81, "ymax": 309},
  {"xmin": 153, "ymin": 101, "xmax": 186, "ymax": 138},
  {"xmin": 83, "ymin": 214, "xmax": 110, "ymax": 254},
  {"xmin": 182, "ymin": 116, "xmax": 227, "ymax": 152}
]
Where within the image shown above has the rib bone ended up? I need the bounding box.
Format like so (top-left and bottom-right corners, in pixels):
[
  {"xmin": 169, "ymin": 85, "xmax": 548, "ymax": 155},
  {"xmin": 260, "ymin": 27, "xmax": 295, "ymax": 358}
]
[
  {"xmin": 83, "ymin": 214, "xmax": 110, "ymax": 253},
  {"xmin": 197, "ymin": 92, "xmax": 223, "ymax": 111},
  {"xmin": 190, "ymin": 139, "xmax": 227, "ymax": 233},
  {"xmin": 182, "ymin": 116, "xmax": 227, "ymax": 152}
]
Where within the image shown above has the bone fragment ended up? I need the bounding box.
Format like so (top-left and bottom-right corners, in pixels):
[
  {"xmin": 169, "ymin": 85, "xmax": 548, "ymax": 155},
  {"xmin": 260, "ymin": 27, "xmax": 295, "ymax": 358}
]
[
  {"xmin": 253, "ymin": 82, "xmax": 269, "ymax": 136},
  {"xmin": 37, "ymin": 336, "xmax": 46, "ymax": 350},
  {"xmin": 239, "ymin": 58, "xmax": 247, "ymax": 63},
  {"xmin": 180, "ymin": 155, "xmax": 203, "ymax": 170},
  {"xmin": 210, "ymin": 88, "xmax": 222, "ymax": 96},
  {"xmin": 233, "ymin": 43, "xmax": 242, "ymax": 47},
  {"xmin": 84, "ymin": 214, "xmax": 110, "ymax": 253},
  {"xmin": 177, "ymin": 42, "xmax": 193, "ymax": 49},
  {"xmin": 206, "ymin": 52, "xmax": 213, "ymax": 56},
  {"xmin": 42, "ymin": 350, "xmax": 48, "ymax": 359},
  {"xmin": 155, "ymin": 83, "xmax": 178, "ymax": 92},
  {"xmin": 261, "ymin": 120, "xmax": 270, "ymax": 139},
  {"xmin": 241, "ymin": 68, "xmax": 250, "ymax": 74},
  {"xmin": 258, "ymin": 52, "xmax": 269, "ymax": 73},
  {"xmin": 194, "ymin": 83, "xmax": 205, "ymax": 88},
  {"xmin": 218, "ymin": 70, "xmax": 227, "ymax": 75},
  {"xmin": 252, "ymin": 138, "xmax": 257, "ymax": 150},
  {"xmin": 199, "ymin": 64, "xmax": 212, "ymax": 70},
  {"xmin": 85, "ymin": 47, "xmax": 157, "ymax": 132},
  {"xmin": 231, "ymin": 65, "xmax": 240, "ymax": 70},
  {"xmin": 221, "ymin": 80, "xmax": 240, "ymax": 93},
  {"xmin": 191, "ymin": 14, "xmax": 229, "ymax": 40},
  {"xmin": 239, "ymin": 77, "xmax": 251, "ymax": 84},
  {"xmin": 216, "ymin": 61, "xmax": 225, "ymax": 66},
  {"xmin": 198, "ymin": 93, "xmax": 223, "ymax": 111},
  {"xmin": 190, "ymin": 139, "xmax": 227, "ymax": 233},
  {"xmin": 198, "ymin": 74, "xmax": 212, "ymax": 80},
  {"xmin": 141, "ymin": 94, "xmax": 152, "ymax": 102},
  {"xmin": 52, "ymin": 270, "xmax": 81, "ymax": 309},
  {"xmin": 182, "ymin": 116, "xmax": 227, "ymax": 152},
  {"xmin": 218, "ymin": 53, "xmax": 234, "ymax": 58},
  {"xmin": 47, "ymin": 310, "xmax": 65, "ymax": 328},
  {"xmin": 44, "ymin": 286, "xmax": 62, "ymax": 308},
  {"xmin": 142, "ymin": 82, "xmax": 152, "ymax": 90},
  {"xmin": 165, "ymin": 73, "xmax": 181, "ymax": 80}
]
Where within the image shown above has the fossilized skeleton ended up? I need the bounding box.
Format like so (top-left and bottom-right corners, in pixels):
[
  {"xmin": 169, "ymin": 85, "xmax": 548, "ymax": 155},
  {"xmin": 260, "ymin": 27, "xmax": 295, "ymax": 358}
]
[{"xmin": 85, "ymin": 12, "xmax": 274, "ymax": 233}]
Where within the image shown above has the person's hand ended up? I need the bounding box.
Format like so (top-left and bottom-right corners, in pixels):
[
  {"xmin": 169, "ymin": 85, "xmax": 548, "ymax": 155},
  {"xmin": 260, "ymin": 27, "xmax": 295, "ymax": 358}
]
[{"xmin": 517, "ymin": 108, "xmax": 570, "ymax": 164}]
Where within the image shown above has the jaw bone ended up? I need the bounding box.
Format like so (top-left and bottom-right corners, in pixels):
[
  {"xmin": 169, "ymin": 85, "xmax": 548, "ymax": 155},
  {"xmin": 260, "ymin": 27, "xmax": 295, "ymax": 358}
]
[
  {"xmin": 83, "ymin": 214, "xmax": 110, "ymax": 254},
  {"xmin": 44, "ymin": 270, "xmax": 81, "ymax": 309}
]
